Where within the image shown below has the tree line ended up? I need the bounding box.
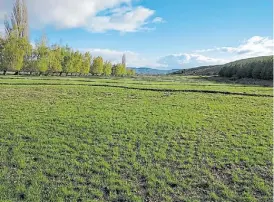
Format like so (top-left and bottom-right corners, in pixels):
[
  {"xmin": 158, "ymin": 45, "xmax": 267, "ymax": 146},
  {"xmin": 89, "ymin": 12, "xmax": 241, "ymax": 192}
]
[
  {"xmin": 0, "ymin": 0, "xmax": 135, "ymax": 77},
  {"xmin": 0, "ymin": 34, "xmax": 135, "ymax": 76},
  {"xmin": 219, "ymin": 56, "xmax": 273, "ymax": 80}
]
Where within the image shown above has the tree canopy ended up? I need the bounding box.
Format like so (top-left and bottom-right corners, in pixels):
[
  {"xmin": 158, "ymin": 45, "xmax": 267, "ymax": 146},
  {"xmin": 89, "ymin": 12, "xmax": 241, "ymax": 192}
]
[{"xmin": 219, "ymin": 56, "xmax": 273, "ymax": 80}]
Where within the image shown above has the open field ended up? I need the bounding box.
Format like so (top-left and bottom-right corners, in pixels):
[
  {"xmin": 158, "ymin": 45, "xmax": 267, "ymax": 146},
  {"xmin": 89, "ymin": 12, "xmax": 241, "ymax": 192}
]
[
  {"xmin": 0, "ymin": 76, "xmax": 273, "ymax": 201},
  {"xmin": 0, "ymin": 75, "xmax": 272, "ymax": 96}
]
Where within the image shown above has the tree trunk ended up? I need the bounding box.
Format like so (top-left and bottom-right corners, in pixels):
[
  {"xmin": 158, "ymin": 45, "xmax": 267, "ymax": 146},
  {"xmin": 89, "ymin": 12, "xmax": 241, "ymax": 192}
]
[
  {"xmin": 3, "ymin": 70, "xmax": 7, "ymax": 75},
  {"xmin": 59, "ymin": 72, "xmax": 62, "ymax": 76}
]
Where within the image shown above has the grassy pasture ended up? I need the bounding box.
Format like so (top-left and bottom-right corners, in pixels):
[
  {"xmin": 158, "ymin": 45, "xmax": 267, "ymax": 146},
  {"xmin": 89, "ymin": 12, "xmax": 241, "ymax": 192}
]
[
  {"xmin": 0, "ymin": 76, "xmax": 272, "ymax": 201},
  {"xmin": 0, "ymin": 75, "xmax": 272, "ymax": 95}
]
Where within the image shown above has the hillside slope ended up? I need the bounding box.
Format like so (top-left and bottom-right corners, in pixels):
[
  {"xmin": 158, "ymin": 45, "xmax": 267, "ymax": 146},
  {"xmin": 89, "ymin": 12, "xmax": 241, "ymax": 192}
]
[
  {"xmin": 173, "ymin": 65, "xmax": 222, "ymax": 75},
  {"xmin": 172, "ymin": 56, "xmax": 273, "ymax": 79}
]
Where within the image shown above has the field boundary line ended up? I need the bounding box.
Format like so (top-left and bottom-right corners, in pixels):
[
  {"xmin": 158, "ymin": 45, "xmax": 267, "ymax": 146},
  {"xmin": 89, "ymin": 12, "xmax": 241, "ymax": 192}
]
[{"xmin": 0, "ymin": 82, "xmax": 273, "ymax": 97}]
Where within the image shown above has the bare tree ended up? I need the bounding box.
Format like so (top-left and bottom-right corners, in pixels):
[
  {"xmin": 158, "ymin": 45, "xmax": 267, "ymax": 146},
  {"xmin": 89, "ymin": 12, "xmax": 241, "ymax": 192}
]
[
  {"xmin": 4, "ymin": 0, "xmax": 29, "ymax": 39},
  {"xmin": 122, "ymin": 53, "xmax": 126, "ymax": 68}
]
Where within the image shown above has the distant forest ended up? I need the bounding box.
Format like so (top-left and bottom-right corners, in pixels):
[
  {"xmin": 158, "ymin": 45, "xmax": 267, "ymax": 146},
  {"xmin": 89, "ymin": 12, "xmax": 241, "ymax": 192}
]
[
  {"xmin": 173, "ymin": 56, "xmax": 273, "ymax": 80},
  {"xmin": 218, "ymin": 56, "xmax": 273, "ymax": 80}
]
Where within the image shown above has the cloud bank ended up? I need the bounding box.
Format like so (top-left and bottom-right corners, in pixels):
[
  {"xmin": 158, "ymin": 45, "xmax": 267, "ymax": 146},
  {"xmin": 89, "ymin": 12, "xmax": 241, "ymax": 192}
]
[
  {"xmin": 195, "ymin": 36, "xmax": 273, "ymax": 58},
  {"xmin": 159, "ymin": 36, "xmax": 273, "ymax": 69},
  {"xmin": 80, "ymin": 36, "xmax": 273, "ymax": 69},
  {"xmin": 0, "ymin": 0, "xmax": 162, "ymax": 33}
]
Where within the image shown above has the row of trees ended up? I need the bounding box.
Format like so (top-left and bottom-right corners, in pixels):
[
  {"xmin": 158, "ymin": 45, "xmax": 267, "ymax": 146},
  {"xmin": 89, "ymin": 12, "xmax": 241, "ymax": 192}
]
[
  {"xmin": 0, "ymin": 0, "xmax": 135, "ymax": 77},
  {"xmin": 219, "ymin": 57, "xmax": 273, "ymax": 80},
  {"xmin": 0, "ymin": 33, "xmax": 135, "ymax": 76}
]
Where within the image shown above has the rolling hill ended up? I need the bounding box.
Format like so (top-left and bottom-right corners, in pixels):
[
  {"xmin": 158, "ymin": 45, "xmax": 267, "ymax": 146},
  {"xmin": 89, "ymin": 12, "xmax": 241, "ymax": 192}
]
[{"xmin": 172, "ymin": 56, "xmax": 273, "ymax": 77}]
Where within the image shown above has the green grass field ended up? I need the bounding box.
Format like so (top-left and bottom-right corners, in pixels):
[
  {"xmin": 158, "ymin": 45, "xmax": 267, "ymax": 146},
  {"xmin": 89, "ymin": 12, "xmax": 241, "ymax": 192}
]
[{"xmin": 0, "ymin": 76, "xmax": 273, "ymax": 201}]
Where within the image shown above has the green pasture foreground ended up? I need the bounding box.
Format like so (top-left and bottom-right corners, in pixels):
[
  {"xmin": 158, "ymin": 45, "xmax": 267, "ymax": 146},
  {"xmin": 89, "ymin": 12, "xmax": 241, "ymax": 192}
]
[{"xmin": 0, "ymin": 76, "xmax": 273, "ymax": 201}]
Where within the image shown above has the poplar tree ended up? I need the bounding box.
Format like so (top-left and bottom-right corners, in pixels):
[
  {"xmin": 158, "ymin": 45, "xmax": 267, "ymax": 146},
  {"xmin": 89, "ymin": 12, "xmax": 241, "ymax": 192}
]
[
  {"xmin": 73, "ymin": 51, "xmax": 82, "ymax": 75},
  {"xmin": 103, "ymin": 61, "xmax": 112, "ymax": 76},
  {"xmin": 122, "ymin": 54, "xmax": 126, "ymax": 68},
  {"xmin": 48, "ymin": 45, "xmax": 62, "ymax": 74},
  {"xmin": 36, "ymin": 35, "xmax": 49, "ymax": 75},
  {"xmin": 60, "ymin": 45, "xmax": 71, "ymax": 76},
  {"xmin": 91, "ymin": 56, "xmax": 103, "ymax": 75},
  {"xmin": 2, "ymin": 30, "xmax": 30, "ymax": 74},
  {"xmin": 4, "ymin": 0, "xmax": 29, "ymax": 39},
  {"xmin": 67, "ymin": 50, "xmax": 75, "ymax": 75},
  {"xmin": 81, "ymin": 52, "xmax": 91, "ymax": 75},
  {"xmin": 0, "ymin": 36, "xmax": 7, "ymax": 74},
  {"xmin": 113, "ymin": 63, "xmax": 126, "ymax": 76},
  {"xmin": 22, "ymin": 44, "xmax": 37, "ymax": 75}
]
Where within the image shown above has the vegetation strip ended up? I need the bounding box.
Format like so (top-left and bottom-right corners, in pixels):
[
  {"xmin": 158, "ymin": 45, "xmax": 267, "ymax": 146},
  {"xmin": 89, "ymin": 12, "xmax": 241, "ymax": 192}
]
[
  {"xmin": 174, "ymin": 56, "xmax": 273, "ymax": 81},
  {"xmin": 1, "ymin": 82, "xmax": 272, "ymax": 97}
]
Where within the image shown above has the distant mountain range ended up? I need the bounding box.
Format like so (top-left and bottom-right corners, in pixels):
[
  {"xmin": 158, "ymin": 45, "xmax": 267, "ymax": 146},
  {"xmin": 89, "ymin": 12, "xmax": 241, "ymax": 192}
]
[{"xmin": 130, "ymin": 67, "xmax": 181, "ymax": 75}]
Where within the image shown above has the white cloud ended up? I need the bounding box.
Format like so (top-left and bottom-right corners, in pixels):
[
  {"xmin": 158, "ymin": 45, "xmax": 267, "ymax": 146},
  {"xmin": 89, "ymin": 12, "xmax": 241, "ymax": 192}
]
[
  {"xmin": 159, "ymin": 36, "xmax": 273, "ymax": 69},
  {"xmin": 234, "ymin": 36, "xmax": 273, "ymax": 57},
  {"xmin": 195, "ymin": 36, "xmax": 273, "ymax": 58},
  {"xmin": 27, "ymin": 0, "xmax": 130, "ymax": 29},
  {"xmin": 152, "ymin": 17, "xmax": 165, "ymax": 23},
  {"xmin": 0, "ymin": 0, "xmax": 159, "ymax": 33},
  {"xmin": 86, "ymin": 6, "xmax": 155, "ymax": 33},
  {"xmin": 79, "ymin": 48, "xmax": 166, "ymax": 68},
  {"xmin": 158, "ymin": 53, "xmax": 228, "ymax": 69}
]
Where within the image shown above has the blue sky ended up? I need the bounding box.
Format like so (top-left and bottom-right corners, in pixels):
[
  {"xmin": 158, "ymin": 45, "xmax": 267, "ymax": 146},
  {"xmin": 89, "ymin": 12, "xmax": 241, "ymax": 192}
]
[{"xmin": 0, "ymin": 0, "xmax": 273, "ymax": 69}]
